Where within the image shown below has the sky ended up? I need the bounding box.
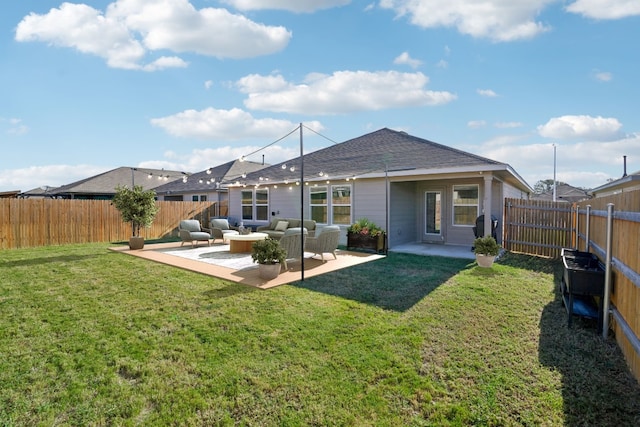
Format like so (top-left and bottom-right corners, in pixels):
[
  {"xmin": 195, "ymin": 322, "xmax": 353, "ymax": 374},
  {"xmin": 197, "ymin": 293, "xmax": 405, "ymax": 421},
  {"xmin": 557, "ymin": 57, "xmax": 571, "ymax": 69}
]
[{"xmin": 2, "ymin": 0, "xmax": 640, "ymax": 193}]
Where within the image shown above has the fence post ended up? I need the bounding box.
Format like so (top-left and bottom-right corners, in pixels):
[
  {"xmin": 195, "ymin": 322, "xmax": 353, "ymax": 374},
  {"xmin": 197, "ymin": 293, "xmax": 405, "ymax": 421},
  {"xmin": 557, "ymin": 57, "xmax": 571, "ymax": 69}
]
[
  {"xmin": 602, "ymin": 203, "xmax": 614, "ymax": 339},
  {"xmin": 574, "ymin": 204, "xmax": 579, "ymax": 250},
  {"xmin": 585, "ymin": 205, "xmax": 591, "ymax": 252}
]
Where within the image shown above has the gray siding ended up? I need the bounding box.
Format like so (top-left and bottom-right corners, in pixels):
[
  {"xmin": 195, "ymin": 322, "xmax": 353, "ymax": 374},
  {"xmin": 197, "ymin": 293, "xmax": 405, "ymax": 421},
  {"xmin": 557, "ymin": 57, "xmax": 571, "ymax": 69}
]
[
  {"xmin": 389, "ymin": 181, "xmax": 417, "ymax": 247},
  {"xmin": 352, "ymin": 179, "xmax": 387, "ymax": 230}
]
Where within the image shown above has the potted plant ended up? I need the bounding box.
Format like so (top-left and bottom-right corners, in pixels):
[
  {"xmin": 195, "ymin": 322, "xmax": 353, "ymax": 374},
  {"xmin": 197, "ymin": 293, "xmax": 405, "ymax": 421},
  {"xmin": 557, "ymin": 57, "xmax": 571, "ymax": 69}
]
[
  {"xmin": 473, "ymin": 235, "xmax": 501, "ymax": 268},
  {"xmin": 346, "ymin": 218, "xmax": 386, "ymax": 253},
  {"xmin": 112, "ymin": 184, "xmax": 159, "ymax": 250},
  {"xmin": 251, "ymin": 238, "xmax": 287, "ymax": 280}
]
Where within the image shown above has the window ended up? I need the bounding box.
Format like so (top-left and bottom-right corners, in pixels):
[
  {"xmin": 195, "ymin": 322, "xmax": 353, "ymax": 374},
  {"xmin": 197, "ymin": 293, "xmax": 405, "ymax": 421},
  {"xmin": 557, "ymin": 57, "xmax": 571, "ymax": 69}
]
[
  {"xmin": 310, "ymin": 186, "xmax": 327, "ymax": 223},
  {"xmin": 309, "ymin": 184, "xmax": 352, "ymax": 225},
  {"xmin": 255, "ymin": 189, "xmax": 268, "ymax": 221},
  {"xmin": 241, "ymin": 190, "xmax": 253, "ymax": 221},
  {"xmin": 192, "ymin": 195, "xmax": 207, "ymax": 202},
  {"xmin": 452, "ymin": 185, "xmax": 479, "ymax": 226},
  {"xmin": 331, "ymin": 185, "xmax": 351, "ymax": 225},
  {"xmin": 242, "ymin": 189, "xmax": 269, "ymax": 221}
]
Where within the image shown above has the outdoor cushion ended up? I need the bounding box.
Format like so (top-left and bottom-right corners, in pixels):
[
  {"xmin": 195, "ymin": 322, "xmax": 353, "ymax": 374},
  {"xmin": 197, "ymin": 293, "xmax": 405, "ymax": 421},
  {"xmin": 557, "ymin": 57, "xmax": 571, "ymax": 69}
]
[
  {"xmin": 274, "ymin": 221, "xmax": 289, "ymax": 231},
  {"xmin": 180, "ymin": 220, "xmax": 202, "ymax": 232}
]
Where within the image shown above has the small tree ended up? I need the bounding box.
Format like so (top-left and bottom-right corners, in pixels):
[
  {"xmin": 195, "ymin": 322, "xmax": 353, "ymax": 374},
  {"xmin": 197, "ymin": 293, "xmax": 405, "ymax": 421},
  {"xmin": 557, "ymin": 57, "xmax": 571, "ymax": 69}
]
[{"xmin": 112, "ymin": 185, "xmax": 159, "ymax": 237}]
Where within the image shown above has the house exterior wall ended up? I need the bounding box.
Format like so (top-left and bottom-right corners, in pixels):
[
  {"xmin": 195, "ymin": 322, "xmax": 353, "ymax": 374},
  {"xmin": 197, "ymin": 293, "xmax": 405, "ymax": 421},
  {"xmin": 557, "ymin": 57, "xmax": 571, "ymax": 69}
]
[
  {"xmin": 227, "ymin": 173, "xmax": 524, "ymax": 248},
  {"xmin": 352, "ymin": 178, "xmax": 387, "ymax": 231},
  {"xmin": 389, "ymin": 181, "xmax": 418, "ymax": 247}
]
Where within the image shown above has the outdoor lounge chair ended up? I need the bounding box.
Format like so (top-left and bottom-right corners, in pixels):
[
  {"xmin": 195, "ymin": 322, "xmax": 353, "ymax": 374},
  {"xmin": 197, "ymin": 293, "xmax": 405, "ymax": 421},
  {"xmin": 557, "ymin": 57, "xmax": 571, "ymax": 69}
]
[
  {"xmin": 278, "ymin": 227, "xmax": 307, "ymax": 270},
  {"xmin": 178, "ymin": 220, "xmax": 211, "ymax": 248},
  {"xmin": 305, "ymin": 225, "xmax": 340, "ymax": 262},
  {"xmin": 209, "ymin": 218, "xmax": 239, "ymax": 243}
]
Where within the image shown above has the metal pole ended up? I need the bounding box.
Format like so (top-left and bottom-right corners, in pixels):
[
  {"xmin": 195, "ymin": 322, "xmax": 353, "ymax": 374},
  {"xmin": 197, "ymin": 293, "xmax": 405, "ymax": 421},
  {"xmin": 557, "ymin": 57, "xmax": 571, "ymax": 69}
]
[
  {"xmin": 602, "ymin": 203, "xmax": 614, "ymax": 338},
  {"xmin": 299, "ymin": 123, "xmax": 304, "ymax": 281},
  {"xmin": 385, "ymin": 162, "xmax": 389, "ymax": 253},
  {"xmin": 552, "ymin": 144, "xmax": 557, "ymax": 202}
]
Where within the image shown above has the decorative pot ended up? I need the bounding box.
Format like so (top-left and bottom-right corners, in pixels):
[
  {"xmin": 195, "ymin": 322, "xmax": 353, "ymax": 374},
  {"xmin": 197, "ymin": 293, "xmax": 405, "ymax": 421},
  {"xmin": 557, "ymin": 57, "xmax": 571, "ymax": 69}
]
[
  {"xmin": 475, "ymin": 254, "xmax": 495, "ymax": 268},
  {"xmin": 129, "ymin": 236, "xmax": 145, "ymax": 250},
  {"xmin": 258, "ymin": 263, "xmax": 281, "ymax": 280}
]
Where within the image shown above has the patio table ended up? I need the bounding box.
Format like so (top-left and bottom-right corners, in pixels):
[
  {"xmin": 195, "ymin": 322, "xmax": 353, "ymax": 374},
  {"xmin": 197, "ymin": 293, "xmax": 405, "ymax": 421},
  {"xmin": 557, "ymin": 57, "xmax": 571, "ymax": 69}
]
[{"xmin": 224, "ymin": 232, "xmax": 269, "ymax": 253}]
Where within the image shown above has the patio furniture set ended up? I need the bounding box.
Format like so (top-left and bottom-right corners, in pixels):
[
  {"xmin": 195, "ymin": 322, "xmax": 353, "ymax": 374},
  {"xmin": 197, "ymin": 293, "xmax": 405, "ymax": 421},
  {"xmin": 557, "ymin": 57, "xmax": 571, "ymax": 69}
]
[{"xmin": 177, "ymin": 218, "xmax": 340, "ymax": 266}]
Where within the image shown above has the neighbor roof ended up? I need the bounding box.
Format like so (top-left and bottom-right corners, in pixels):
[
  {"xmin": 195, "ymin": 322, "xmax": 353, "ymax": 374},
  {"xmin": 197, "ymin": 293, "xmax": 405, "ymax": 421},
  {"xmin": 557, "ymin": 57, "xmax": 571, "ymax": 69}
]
[
  {"xmin": 154, "ymin": 160, "xmax": 269, "ymax": 194},
  {"xmin": 241, "ymin": 128, "xmax": 532, "ymax": 192},
  {"xmin": 50, "ymin": 167, "xmax": 187, "ymax": 197},
  {"xmin": 589, "ymin": 169, "xmax": 640, "ymax": 196},
  {"xmin": 532, "ymin": 183, "xmax": 590, "ymax": 203}
]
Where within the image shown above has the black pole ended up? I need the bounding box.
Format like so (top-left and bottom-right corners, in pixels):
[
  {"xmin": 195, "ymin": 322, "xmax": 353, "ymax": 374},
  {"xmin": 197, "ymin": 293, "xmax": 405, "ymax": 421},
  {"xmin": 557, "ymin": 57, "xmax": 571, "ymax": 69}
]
[{"xmin": 300, "ymin": 123, "xmax": 304, "ymax": 281}]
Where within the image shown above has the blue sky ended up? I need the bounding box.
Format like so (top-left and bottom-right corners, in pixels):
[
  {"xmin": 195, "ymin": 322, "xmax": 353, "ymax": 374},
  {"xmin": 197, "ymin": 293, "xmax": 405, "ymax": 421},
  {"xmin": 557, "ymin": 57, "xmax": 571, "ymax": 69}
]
[{"xmin": 2, "ymin": 0, "xmax": 639, "ymax": 192}]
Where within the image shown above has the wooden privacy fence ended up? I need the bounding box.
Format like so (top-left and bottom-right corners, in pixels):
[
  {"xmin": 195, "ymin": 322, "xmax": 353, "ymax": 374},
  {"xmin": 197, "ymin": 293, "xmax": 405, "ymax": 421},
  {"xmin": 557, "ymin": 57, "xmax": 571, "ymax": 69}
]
[
  {"xmin": 503, "ymin": 198, "xmax": 575, "ymax": 258},
  {"xmin": 575, "ymin": 191, "xmax": 640, "ymax": 381},
  {"xmin": 504, "ymin": 192, "xmax": 640, "ymax": 382},
  {"xmin": 0, "ymin": 199, "xmax": 217, "ymax": 249}
]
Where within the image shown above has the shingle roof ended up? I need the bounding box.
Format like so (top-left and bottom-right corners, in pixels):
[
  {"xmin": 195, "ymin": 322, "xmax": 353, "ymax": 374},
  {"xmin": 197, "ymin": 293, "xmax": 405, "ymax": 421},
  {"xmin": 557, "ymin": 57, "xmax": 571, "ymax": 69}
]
[
  {"xmin": 242, "ymin": 127, "xmax": 508, "ymax": 184},
  {"xmin": 50, "ymin": 167, "xmax": 187, "ymax": 196},
  {"xmin": 154, "ymin": 160, "xmax": 268, "ymax": 194}
]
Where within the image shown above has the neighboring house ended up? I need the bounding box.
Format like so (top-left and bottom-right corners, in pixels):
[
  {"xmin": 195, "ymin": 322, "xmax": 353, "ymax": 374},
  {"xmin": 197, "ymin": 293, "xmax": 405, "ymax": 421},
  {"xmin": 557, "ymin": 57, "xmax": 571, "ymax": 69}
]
[
  {"xmin": 0, "ymin": 190, "xmax": 21, "ymax": 199},
  {"xmin": 532, "ymin": 183, "xmax": 590, "ymax": 203},
  {"xmin": 46, "ymin": 167, "xmax": 188, "ymax": 199},
  {"xmin": 154, "ymin": 159, "xmax": 268, "ymax": 217},
  {"xmin": 228, "ymin": 128, "xmax": 532, "ymax": 248},
  {"xmin": 19, "ymin": 186, "xmax": 58, "ymax": 198},
  {"xmin": 590, "ymin": 170, "xmax": 640, "ymax": 198},
  {"xmin": 156, "ymin": 159, "xmax": 267, "ymax": 201}
]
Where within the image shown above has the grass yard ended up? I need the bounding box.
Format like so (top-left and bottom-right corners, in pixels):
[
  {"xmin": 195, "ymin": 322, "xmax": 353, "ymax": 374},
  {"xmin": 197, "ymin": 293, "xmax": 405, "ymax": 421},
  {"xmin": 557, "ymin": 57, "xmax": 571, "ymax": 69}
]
[{"xmin": 1, "ymin": 243, "xmax": 639, "ymax": 426}]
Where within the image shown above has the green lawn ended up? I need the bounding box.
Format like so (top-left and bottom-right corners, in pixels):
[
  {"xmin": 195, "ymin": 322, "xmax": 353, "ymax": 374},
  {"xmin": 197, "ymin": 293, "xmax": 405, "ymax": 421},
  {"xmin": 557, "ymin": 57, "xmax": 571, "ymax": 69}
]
[{"xmin": 1, "ymin": 243, "xmax": 639, "ymax": 426}]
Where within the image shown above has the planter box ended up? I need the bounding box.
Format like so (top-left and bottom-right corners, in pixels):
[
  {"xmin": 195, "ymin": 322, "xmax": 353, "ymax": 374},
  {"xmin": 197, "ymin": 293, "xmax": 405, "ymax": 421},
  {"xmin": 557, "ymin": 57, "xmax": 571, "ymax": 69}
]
[{"xmin": 347, "ymin": 232, "xmax": 385, "ymax": 253}]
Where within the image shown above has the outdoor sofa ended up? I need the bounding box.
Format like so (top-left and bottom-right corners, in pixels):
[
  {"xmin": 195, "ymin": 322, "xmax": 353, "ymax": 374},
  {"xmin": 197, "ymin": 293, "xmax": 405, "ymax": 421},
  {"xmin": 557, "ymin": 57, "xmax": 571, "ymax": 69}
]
[{"xmin": 256, "ymin": 217, "xmax": 316, "ymax": 240}]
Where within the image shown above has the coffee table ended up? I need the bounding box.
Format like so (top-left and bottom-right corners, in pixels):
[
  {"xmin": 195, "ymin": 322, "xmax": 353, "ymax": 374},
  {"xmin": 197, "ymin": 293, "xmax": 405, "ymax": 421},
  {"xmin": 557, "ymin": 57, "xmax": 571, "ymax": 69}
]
[{"xmin": 224, "ymin": 232, "xmax": 269, "ymax": 253}]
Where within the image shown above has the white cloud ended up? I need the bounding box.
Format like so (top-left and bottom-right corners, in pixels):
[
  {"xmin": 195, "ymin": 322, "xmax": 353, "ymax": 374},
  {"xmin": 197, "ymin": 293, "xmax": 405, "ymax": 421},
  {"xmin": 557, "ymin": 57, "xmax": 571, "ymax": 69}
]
[
  {"xmin": 467, "ymin": 120, "xmax": 487, "ymax": 129},
  {"xmin": 15, "ymin": 0, "xmax": 292, "ymax": 71},
  {"xmin": 593, "ymin": 70, "xmax": 613, "ymax": 82},
  {"xmin": 0, "ymin": 165, "xmax": 110, "ymax": 192},
  {"xmin": 204, "ymin": 80, "xmax": 213, "ymax": 90},
  {"xmin": 476, "ymin": 133, "xmax": 640, "ymax": 189},
  {"xmin": 537, "ymin": 115, "xmax": 623, "ymax": 141},
  {"xmin": 393, "ymin": 51, "xmax": 423, "ymax": 69},
  {"xmin": 140, "ymin": 145, "xmax": 300, "ymax": 173},
  {"xmin": 379, "ymin": 0, "xmax": 555, "ymax": 41},
  {"xmin": 436, "ymin": 59, "xmax": 448, "ymax": 68},
  {"xmin": 221, "ymin": 0, "xmax": 351, "ymax": 13},
  {"xmin": 566, "ymin": 0, "xmax": 640, "ymax": 19},
  {"xmin": 494, "ymin": 121, "xmax": 522, "ymax": 129},
  {"xmin": 1, "ymin": 118, "xmax": 29, "ymax": 135},
  {"xmin": 237, "ymin": 70, "xmax": 457, "ymax": 115},
  {"xmin": 150, "ymin": 107, "xmax": 323, "ymax": 140},
  {"xmin": 477, "ymin": 88, "xmax": 498, "ymax": 97}
]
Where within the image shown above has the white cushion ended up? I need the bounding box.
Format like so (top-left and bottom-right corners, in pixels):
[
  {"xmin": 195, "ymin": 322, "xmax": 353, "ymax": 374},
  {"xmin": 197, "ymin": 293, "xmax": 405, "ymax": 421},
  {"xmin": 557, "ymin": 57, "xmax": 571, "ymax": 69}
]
[{"xmin": 274, "ymin": 220, "xmax": 289, "ymax": 232}]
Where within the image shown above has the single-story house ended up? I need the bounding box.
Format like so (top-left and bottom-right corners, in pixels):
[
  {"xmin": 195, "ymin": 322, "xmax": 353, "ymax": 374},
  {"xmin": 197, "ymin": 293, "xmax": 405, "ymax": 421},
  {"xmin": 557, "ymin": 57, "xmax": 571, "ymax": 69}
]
[
  {"xmin": 227, "ymin": 128, "xmax": 532, "ymax": 249},
  {"xmin": 45, "ymin": 167, "xmax": 188, "ymax": 199},
  {"xmin": 155, "ymin": 159, "xmax": 268, "ymax": 217},
  {"xmin": 589, "ymin": 169, "xmax": 640, "ymax": 198},
  {"xmin": 532, "ymin": 183, "xmax": 590, "ymax": 203}
]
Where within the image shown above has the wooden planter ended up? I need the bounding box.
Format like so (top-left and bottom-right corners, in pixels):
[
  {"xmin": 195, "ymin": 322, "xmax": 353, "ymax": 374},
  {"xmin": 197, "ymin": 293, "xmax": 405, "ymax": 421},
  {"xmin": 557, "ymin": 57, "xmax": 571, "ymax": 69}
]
[{"xmin": 347, "ymin": 232, "xmax": 386, "ymax": 253}]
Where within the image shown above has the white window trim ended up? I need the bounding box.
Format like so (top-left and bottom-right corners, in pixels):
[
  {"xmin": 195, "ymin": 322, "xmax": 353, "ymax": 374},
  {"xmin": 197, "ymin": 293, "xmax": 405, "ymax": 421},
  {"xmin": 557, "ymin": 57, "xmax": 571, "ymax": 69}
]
[{"xmin": 452, "ymin": 184, "xmax": 479, "ymax": 227}]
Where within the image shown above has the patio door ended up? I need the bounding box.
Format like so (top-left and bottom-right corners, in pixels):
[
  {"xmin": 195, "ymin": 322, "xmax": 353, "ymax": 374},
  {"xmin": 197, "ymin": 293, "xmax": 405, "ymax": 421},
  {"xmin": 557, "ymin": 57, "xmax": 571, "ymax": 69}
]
[{"xmin": 424, "ymin": 191, "xmax": 442, "ymax": 242}]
